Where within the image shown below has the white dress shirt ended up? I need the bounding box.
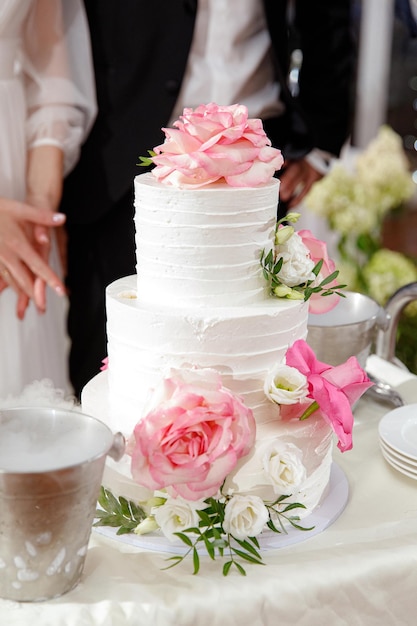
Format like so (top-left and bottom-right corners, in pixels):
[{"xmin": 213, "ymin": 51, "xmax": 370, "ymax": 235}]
[
  {"xmin": 171, "ymin": 0, "xmax": 283, "ymax": 121},
  {"xmin": 171, "ymin": 0, "xmax": 332, "ymax": 172}
]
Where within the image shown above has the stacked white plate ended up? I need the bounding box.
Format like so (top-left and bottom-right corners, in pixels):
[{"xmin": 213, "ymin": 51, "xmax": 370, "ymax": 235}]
[{"xmin": 378, "ymin": 404, "xmax": 417, "ymax": 480}]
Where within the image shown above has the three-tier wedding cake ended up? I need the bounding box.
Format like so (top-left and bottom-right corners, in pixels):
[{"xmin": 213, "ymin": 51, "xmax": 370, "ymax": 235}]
[{"xmin": 82, "ymin": 104, "xmax": 371, "ymax": 566}]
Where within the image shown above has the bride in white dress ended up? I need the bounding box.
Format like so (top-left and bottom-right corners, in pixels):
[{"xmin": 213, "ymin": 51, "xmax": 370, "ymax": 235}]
[{"xmin": 0, "ymin": 0, "xmax": 96, "ymax": 398}]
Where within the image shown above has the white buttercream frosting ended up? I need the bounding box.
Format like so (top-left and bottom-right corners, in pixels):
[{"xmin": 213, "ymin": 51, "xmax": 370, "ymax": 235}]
[
  {"xmin": 135, "ymin": 173, "xmax": 278, "ymax": 307},
  {"xmin": 82, "ymin": 173, "xmax": 333, "ymax": 518}
]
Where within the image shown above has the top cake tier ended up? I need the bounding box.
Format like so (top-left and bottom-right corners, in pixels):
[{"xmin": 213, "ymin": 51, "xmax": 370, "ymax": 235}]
[{"xmin": 134, "ymin": 173, "xmax": 279, "ymax": 308}]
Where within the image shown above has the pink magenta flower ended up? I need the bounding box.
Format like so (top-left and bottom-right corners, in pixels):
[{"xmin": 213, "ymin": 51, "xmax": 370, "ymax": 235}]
[
  {"xmin": 150, "ymin": 103, "xmax": 284, "ymax": 188},
  {"xmin": 298, "ymin": 229, "xmax": 340, "ymax": 314},
  {"xmin": 100, "ymin": 356, "xmax": 109, "ymax": 371},
  {"xmin": 284, "ymin": 340, "xmax": 373, "ymax": 452},
  {"xmin": 130, "ymin": 371, "xmax": 256, "ymax": 500}
]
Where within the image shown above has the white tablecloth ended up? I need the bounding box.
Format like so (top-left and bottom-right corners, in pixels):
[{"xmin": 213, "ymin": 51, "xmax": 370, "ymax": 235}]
[{"xmin": 2, "ymin": 362, "xmax": 417, "ymax": 626}]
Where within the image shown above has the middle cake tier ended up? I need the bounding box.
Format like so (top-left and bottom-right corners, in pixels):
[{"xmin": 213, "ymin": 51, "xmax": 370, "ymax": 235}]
[{"xmin": 105, "ymin": 275, "xmax": 309, "ymax": 433}]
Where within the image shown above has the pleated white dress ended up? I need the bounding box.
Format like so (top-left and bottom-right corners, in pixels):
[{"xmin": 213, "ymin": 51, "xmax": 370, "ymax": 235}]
[{"xmin": 0, "ymin": 0, "xmax": 96, "ymax": 398}]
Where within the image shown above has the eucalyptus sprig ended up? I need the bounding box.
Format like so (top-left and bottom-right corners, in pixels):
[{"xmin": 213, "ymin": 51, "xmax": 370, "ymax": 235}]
[
  {"xmin": 94, "ymin": 486, "xmax": 147, "ymax": 535},
  {"xmin": 94, "ymin": 488, "xmax": 314, "ymax": 576}
]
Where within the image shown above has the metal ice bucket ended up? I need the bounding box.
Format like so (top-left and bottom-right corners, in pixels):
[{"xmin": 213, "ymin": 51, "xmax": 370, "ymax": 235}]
[
  {"xmin": 307, "ymin": 291, "xmax": 390, "ymax": 367},
  {"xmin": 0, "ymin": 407, "xmax": 125, "ymax": 602}
]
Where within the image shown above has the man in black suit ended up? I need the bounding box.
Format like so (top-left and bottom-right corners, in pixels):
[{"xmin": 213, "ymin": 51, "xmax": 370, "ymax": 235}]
[{"xmin": 61, "ymin": 0, "xmax": 355, "ymax": 398}]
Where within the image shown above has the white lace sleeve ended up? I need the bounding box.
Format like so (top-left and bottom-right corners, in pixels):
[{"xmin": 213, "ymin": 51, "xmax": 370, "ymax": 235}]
[{"xmin": 22, "ymin": 0, "xmax": 97, "ymax": 175}]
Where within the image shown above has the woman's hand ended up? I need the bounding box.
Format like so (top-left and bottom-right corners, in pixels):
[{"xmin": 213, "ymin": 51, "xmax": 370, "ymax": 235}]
[
  {"xmin": 0, "ymin": 198, "xmax": 66, "ymax": 319},
  {"xmin": 23, "ymin": 144, "xmax": 66, "ymax": 314}
]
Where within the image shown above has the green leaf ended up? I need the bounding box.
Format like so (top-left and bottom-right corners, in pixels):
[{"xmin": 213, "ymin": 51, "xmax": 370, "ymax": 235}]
[
  {"xmin": 94, "ymin": 509, "xmax": 110, "ymax": 520},
  {"xmin": 192, "ymin": 548, "xmax": 200, "ymax": 575},
  {"xmin": 266, "ymin": 519, "xmax": 282, "ymax": 534},
  {"xmin": 202, "ymin": 534, "xmax": 216, "ymax": 560},
  {"xmin": 118, "ymin": 496, "xmax": 132, "ymax": 517},
  {"xmin": 174, "ymin": 532, "xmax": 194, "ymax": 547},
  {"xmin": 182, "ymin": 526, "xmax": 201, "ymax": 535},
  {"xmin": 136, "ymin": 150, "xmax": 156, "ymax": 167},
  {"xmin": 96, "ymin": 514, "xmax": 125, "ymax": 527},
  {"xmin": 97, "ymin": 486, "xmax": 121, "ymax": 514},
  {"xmin": 95, "ymin": 486, "xmax": 147, "ymax": 532},
  {"xmin": 234, "ymin": 538, "xmax": 262, "ymax": 559},
  {"xmin": 288, "ymin": 520, "xmax": 315, "ymax": 532},
  {"xmin": 161, "ymin": 556, "xmax": 184, "ymax": 571},
  {"xmin": 317, "ymin": 270, "xmax": 339, "ymax": 287},
  {"xmin": 272, "ymin": 257, "xmax": 283, "ymax": 274},
  {"xmin": 234, "ymin": 562, "xmax": 247, "ymax": 576},
  {"xmin": 282, "ymin": 502, "xmax": 307, "ymax": 513},
  {"xmin": 231, "ymin": 548, "xmax": 263, "ymax": 565},
  {"xmin": 312, "ymin": 259, "xmax": 324, "ymax": 276},
  {"xmin": 223, "ymin": 561, "xmax": 233, "ymax": 576},
  {"xmin": 197, "ymin": 510, "xmax": 212, "ymax": 526},
  {"xmin": 116, "ymin": 525, "xmax": 136, "ymax": 535}
]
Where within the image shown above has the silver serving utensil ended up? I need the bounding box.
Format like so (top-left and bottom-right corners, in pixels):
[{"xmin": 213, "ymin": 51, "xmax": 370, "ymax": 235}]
[{"xmin": 366, "ymin": 373, "xmax": 405, "ymax": 407}]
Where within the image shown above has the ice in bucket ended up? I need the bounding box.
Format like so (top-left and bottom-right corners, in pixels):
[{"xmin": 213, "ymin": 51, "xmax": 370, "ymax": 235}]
[{"xmin": 0, "ymin": 407, "xmax": 124, "ymax": 602}]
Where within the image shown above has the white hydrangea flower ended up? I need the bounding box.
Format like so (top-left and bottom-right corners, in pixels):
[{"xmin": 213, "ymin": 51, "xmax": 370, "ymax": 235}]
[
  {"xmin": 305, "ymin": 126, "xmax": 414, "ymax": 239},
  {"xmin": 262, "ymin": 441, "xmax": 307, "ymax": 493},
  {"xmin": 275, "ymin": 232, "xmax": 315, "ymax": 286},
  {"xmin": 264, "ymin": 363, "xmax": 308, "ymax": 405},
  {"xmin": 153, "ymin": 496, "xmax": 205, "ymax": 542},
  {"xmin": 363, "ymin": 249, "xmax": 417, "ymax": 305},
  {"xmin": 223, "ymin": 494, "xmax": 269, "ymax": 540}
]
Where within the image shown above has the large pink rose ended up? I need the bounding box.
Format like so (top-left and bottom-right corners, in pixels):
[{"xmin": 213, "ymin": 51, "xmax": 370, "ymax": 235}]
[
  {"xmin": 298, "ymin": 229, "xmax": 340, "ymax": 314},
  {"xmin": 284, "ymin": 340, "xmax": 373, "ymax": 452},
  {"xmin": 130, "ymin": 370, "xmax": 255, "ymax": 500},
  {"xmin": 150, "ymin": 103, "xmax": 284, "ymax": 188}
]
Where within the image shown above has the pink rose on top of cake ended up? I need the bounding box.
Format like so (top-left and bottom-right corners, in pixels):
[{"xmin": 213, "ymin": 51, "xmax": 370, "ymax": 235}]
[
  {"xmin": 149, "ymin": 102, "xmax": 284, "ymax": 188},
  {"xmin": 130, "ymin": 369, "xmax": 255, "ymax": 501}
]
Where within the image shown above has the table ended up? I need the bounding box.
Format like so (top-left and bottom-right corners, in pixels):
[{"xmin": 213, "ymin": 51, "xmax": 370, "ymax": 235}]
[{"xmin": 2, "ymin": 366, "xmax": 417, "ymax": 626}]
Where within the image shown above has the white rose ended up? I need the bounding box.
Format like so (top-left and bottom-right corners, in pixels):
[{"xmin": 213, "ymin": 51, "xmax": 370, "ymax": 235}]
[
  {"xmin": 223, "ymin": 495, "xmax": 269, "ymax": 540},
  {"xmin": 275, "ymin": 232, "xmax": 315, "ymax": 286},
  {"xmin": 262, "ymin": 441, "xmax": 306, "ymax": 493},
  {"xmin": 264, "ymin": 363, "xmax": 309, "ymax": 405},
  {"xmin": 153, "ymin": 496, "xmax": 205, "ymax": 542}
]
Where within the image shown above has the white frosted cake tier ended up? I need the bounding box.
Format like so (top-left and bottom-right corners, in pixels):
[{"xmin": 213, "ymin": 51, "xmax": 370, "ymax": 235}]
[
  {"xmin": 82, "ymin": 370, "xmax": 333, "ymax": 516},
  {"xmin": 134, "ymin": 173, "xmax": 279, "ymax": 307},
  {"xmin": 95, "ymin": 275, "xmax": 309, "ymax": 433}
]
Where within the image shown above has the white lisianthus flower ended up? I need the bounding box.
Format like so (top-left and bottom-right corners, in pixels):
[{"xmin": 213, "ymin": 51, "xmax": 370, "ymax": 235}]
[
  {"xmin": 275, "ymin": 286, "xmax": 305, "ymax": 301},
  {"xmin": 153, "ymin": 496, "xmax": 205, "ymax": 542},
  {"xmin": 223, "ymin": 494, "xmax": 269, "ymax": 540},
  {"xmin": 275, "ymin": 225, "xmax": 294, "ymax": 245},
  {"xmin": 262, "ymin": 441, "xmax": 306, "ymax": 493},
  {"xmin": 284, "ymin": 211, "xmax": 301, "ymax": 224},
  {"xmin": 273, "ymin": 284, "xmax": 293, "ymax": 298},
  {"xmin": 264, "ymin": 363, "xmax": 309, "ymax": 405},
  {"xmin": 133, "ymin": 516, "xmax": 159, "ymax": 536},
  {"xmin": 275, "ymin": 232, "xmax": 315, "ymax": 287}
]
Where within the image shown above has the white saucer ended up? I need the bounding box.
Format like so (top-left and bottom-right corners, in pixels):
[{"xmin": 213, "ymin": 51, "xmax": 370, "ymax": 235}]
[
  {"xmin": 93, "ymin": 463, "xmax": 349, "ymax": 555},
  {"xmin": 379, "ymin": 438, "xmax": 417, "ymax": 468},
  {"xmin": 380, "ymin": 445, "xmax": 417, "ymax": 481},
  {"xmin": 378, "ymin": 404, "xmax": 417, "ymax": 460}
]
